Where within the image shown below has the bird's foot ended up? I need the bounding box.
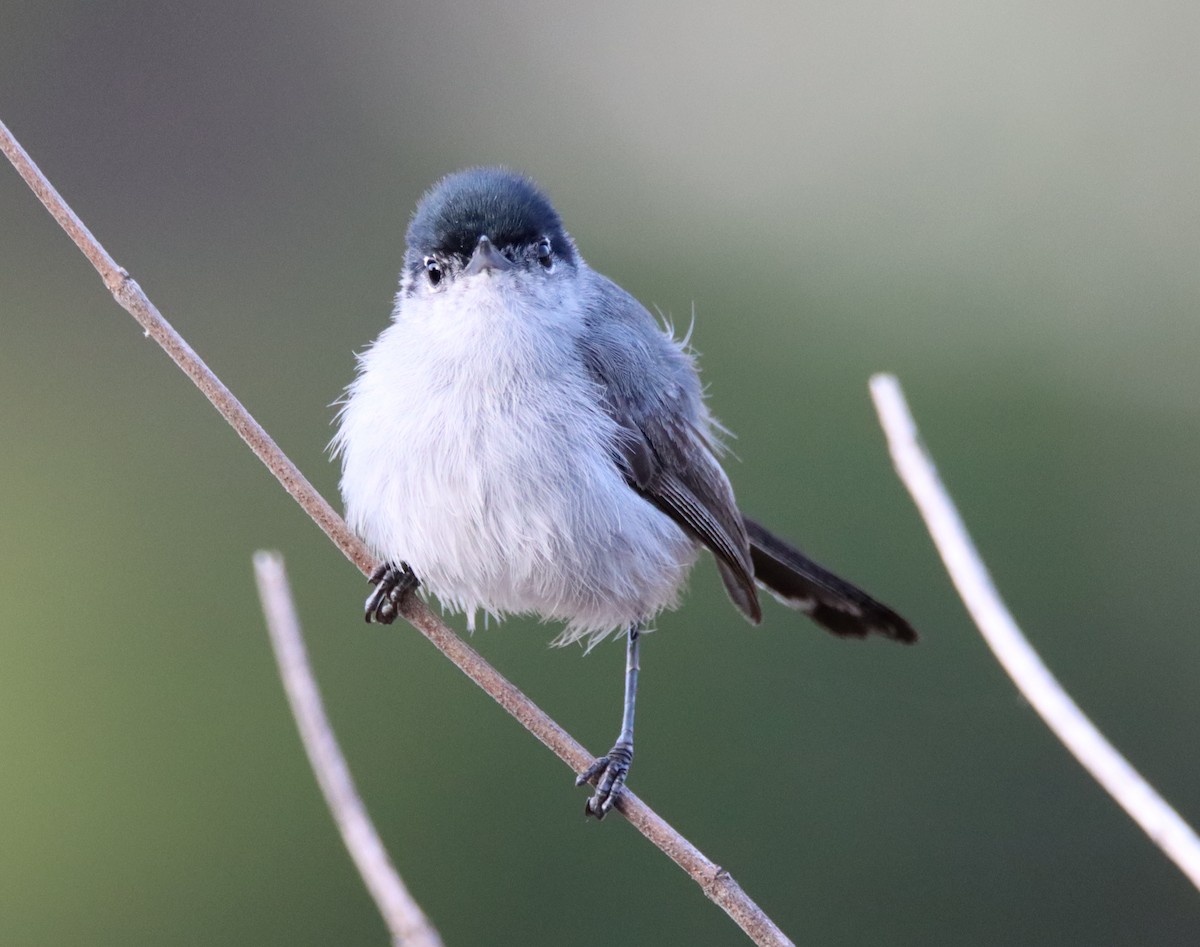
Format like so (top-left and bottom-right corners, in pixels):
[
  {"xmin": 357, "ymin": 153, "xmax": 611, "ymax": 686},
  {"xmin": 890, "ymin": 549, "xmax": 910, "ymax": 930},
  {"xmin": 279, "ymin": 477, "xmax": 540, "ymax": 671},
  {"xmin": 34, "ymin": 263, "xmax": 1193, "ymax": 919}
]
[
  {"xmin": 576, "ymin": 740, "xmax": 633, "ymax": 819},
  {"xmin": 364, "ymin": 562, "xmax": 419, "ymax": 624}
]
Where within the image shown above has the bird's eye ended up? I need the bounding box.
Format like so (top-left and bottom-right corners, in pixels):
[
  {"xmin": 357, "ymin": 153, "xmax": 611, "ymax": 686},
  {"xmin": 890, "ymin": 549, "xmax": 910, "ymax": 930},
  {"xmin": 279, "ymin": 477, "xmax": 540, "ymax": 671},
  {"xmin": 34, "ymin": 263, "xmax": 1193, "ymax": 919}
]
[
  {"xmin": 536, "ymin": 237, "xmax": 553, "ymax": 268},
  {"xmin": 423, "ymin": 257, "xmax": 444, "ymax": 286}
]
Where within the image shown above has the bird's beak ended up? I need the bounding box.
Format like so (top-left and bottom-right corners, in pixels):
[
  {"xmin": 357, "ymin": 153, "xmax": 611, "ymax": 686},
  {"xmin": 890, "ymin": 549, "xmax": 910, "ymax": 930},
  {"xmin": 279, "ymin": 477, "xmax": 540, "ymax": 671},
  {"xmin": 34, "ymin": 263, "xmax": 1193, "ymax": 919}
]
[{"xmin": 464, "ymin": 235, "xmax": 515, "ymax": 276}]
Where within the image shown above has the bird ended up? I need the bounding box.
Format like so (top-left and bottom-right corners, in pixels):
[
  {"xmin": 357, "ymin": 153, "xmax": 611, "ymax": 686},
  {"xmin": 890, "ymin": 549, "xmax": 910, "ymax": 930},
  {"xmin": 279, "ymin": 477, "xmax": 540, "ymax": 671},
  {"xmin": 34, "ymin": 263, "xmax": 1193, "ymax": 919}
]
[{"xmin": 332, "ymin": 167, "xmax": 916, "ymax": 819}]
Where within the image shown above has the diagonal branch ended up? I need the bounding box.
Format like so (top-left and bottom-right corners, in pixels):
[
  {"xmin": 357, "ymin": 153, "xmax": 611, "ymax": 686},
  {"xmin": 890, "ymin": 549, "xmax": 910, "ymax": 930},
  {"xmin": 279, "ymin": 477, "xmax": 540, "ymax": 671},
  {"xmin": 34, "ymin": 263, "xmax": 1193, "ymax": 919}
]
[
  {"xmin": 254, "ymin": 551, "xmax": 444, "ymax": 947},
  {"xmin": 869, "ymin": 372, "xmax": 1200, "ymax": 893},
  {"xmin": 0, "ymin": 117, "xmax": 794, "ymax": 947}
]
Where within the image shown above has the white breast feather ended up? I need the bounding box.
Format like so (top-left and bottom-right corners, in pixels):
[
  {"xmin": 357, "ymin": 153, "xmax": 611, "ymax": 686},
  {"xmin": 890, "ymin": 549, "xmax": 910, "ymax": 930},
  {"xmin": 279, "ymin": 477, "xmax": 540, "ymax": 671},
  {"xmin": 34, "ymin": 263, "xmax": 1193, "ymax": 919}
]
[{"xmin": 333, "ymin": 273, "xmax": 697, "ymax": 646}]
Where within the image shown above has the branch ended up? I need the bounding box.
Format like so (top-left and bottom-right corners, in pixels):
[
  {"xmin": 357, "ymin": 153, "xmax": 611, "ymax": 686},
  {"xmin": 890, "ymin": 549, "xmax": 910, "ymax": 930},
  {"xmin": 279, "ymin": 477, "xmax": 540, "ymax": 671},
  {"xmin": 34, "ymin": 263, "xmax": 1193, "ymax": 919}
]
[
  {"xmin": 869, "ymin": 372, "xmax": 1200, "ymax": 892},
  {"xmin": 254, "ymin": 551, "xmax": 444, "ymax": 947},
  {"xmin": 1, "ymin": 117, "xmax": 793, "ymax": 947}
]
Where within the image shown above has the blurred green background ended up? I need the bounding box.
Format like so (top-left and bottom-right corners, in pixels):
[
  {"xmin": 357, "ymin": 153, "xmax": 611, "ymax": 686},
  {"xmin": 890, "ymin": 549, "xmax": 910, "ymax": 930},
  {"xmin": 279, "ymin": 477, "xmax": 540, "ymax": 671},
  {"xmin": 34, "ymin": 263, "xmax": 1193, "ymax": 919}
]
[{"xmin": 2, "ymin": 1, "xmax": 1198, "ymax": 944}]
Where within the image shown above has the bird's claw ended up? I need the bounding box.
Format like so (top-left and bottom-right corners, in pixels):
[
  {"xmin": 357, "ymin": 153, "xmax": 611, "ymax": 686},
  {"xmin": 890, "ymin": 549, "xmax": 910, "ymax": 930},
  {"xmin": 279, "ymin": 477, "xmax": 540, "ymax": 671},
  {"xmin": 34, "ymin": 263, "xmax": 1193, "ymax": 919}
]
[
  {"xmin": 364, "ymin": 562, "xmax": 419, "ymax": 624},
  {"xmin": 576, "ymin": 741, "xmax": 633, "ymax": 819}
]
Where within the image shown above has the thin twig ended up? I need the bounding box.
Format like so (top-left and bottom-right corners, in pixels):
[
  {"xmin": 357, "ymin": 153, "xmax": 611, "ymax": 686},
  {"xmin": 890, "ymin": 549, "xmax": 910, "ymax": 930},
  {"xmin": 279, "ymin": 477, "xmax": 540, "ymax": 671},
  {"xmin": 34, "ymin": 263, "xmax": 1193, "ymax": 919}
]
[
  {"xmin": 869, "ymin": 372, "xmax": 1200, "ymax": 892},
  {"xmin": 254, "ymin": 551, "xmax": 444, "ymax": 947},
  {"xmin": 1, "ymin": 117, "xmax": 793, "ymax": 946}
]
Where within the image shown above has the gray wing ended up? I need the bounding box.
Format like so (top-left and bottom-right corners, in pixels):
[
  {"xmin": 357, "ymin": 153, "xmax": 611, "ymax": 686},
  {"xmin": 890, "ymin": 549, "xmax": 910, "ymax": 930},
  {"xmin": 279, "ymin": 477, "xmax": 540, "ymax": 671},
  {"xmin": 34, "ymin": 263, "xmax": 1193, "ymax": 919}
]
[{"xmin": 577, "ymin": 272, "xmax": 761, "ymax": 623}]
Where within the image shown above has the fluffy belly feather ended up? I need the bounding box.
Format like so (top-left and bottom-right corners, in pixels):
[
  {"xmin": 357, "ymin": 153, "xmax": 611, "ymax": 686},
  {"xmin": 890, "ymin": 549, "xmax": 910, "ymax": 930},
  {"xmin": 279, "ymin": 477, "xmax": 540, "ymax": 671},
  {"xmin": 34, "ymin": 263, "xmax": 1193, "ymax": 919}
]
[{"xmin": 336, "ymin": 316, "xmax": 697, "ymax": 644}]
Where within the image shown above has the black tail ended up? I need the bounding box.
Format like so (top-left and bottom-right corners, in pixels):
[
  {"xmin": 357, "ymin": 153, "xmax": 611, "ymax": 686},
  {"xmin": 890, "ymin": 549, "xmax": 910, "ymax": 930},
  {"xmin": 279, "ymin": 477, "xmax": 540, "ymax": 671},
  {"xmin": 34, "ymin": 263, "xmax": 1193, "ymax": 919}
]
[{"xmin": 743, "ymin": 517, "xmax": 917, "ymax": 644}]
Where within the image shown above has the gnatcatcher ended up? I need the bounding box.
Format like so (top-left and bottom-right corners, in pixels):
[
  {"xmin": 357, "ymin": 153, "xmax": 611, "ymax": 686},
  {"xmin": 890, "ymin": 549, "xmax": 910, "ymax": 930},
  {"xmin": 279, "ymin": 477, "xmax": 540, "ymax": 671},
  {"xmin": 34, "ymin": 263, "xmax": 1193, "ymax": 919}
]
[{"xmin": 333, "ymin": 167, "xmax": 916, "ymax": 818}]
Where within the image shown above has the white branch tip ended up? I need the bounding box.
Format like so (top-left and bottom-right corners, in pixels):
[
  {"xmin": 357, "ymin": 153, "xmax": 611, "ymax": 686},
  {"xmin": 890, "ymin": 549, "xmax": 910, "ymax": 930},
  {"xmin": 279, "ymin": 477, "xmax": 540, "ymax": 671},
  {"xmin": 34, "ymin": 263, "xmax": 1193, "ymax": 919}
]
[
  {"xmin": 254, "ymin": 551, "xmax": 444, "ymax": 947},
  {"xmin": 868, "ymin": 372, "xmax": 1200, "ymax": 893}
]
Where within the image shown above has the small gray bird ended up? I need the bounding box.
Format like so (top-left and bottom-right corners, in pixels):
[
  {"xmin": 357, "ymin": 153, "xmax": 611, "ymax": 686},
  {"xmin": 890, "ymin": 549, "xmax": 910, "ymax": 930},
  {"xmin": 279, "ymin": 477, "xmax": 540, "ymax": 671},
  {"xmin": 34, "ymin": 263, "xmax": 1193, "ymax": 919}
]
[{"xmin": 333, "ymin": 167, "xmax": 915, "ymax": 818}]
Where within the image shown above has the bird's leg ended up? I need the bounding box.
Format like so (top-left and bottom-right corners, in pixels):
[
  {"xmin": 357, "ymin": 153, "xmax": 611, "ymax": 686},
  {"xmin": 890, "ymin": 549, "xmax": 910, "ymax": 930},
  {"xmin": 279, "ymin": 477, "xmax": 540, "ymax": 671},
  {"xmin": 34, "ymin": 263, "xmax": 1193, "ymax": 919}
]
[
  {"xmin": 364, "ymin": 561, "xmax": 420, "ymax": 624},
  {"xmin": 576, "ymin": 623, "xmax": 641, "ymax": 819}
]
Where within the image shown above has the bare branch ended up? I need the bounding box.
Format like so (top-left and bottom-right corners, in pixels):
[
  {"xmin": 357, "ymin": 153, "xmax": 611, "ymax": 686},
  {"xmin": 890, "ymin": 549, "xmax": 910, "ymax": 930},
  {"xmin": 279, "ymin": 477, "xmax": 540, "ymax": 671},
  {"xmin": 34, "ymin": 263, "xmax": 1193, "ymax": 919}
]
[
  {"xmin": 254, "ymin": 551, "xmax": 444, "ymax": 947},
  {"xmin": 1, "ymin": 117, "xmax": 794, "ymax": 946},
  {"xmin": 869, "ymin": 372, "xmax": 1200, "ymax": 892}
]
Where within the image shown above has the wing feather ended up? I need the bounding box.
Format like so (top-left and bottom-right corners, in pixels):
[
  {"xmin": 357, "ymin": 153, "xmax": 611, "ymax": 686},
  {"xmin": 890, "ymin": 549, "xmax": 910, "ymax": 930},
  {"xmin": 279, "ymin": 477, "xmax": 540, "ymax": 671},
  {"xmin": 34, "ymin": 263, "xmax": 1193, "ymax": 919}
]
[{"xmin": 577, "ymin": 277, "xmax": 761, "ymax": 623}]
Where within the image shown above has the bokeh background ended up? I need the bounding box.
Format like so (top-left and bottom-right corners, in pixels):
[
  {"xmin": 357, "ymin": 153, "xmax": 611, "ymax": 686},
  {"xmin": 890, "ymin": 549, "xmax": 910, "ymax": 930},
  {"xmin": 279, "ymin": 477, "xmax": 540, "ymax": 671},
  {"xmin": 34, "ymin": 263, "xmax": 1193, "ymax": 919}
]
[{"xmin": 3, "ymin": 2, "xmax": 1199, "ymax": 944}]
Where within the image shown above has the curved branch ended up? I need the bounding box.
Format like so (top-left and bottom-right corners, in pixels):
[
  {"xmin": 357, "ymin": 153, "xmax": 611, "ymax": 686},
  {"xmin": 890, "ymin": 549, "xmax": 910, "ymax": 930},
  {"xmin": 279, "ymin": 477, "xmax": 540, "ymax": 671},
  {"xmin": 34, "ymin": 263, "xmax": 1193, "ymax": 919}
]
[
  {"xmin": 254, "ymin": 551, "xmax": 443, "ymax": 947},
  {"xmin": 1, "ymin": 117, "xmax": 793, "ymax": 947},
  {"xmin": 869, "ymin": 372, "xmax": 1200, "ymax": 893}
]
